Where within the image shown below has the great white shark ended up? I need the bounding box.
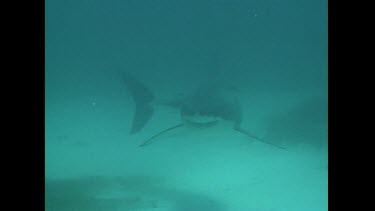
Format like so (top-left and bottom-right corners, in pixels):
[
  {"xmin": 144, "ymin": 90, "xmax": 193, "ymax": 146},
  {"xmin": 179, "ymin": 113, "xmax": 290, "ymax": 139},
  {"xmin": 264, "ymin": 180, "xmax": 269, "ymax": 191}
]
[{"xmin": 121, "ymin": 72, "xmax": 286, "ymax": 150}]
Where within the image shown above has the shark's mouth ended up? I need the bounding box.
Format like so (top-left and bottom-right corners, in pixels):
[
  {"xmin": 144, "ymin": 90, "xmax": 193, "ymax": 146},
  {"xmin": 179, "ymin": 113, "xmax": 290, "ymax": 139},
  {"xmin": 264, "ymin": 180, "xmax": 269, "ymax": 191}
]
[{"xmin": 181, "ymin": 114, "xmax": 220, "ymax": 127}]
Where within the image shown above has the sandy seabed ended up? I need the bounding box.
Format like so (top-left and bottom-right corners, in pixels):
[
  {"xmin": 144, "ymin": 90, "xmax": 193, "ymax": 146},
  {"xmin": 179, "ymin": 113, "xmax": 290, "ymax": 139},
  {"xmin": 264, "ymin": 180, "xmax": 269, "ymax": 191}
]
[{"xmin": 45, "ymin": 91, "xmax": 327, "ymax": 211}]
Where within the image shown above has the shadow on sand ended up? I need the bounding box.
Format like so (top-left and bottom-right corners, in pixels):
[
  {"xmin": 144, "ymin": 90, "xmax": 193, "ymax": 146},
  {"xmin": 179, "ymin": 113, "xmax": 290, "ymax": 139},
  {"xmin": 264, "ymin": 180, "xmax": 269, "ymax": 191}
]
[
  {"xmin": 263, "ymin": 96, "xmax": 327, "ymax": 147},
  {"xmin": 46, "ymin": 174, "xmax": 226, "ymax": 211}
]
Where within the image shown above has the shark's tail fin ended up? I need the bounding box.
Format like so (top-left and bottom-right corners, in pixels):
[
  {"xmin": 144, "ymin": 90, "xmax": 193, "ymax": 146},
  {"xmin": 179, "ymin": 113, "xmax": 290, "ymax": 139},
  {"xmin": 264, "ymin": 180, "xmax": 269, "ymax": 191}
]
[{"xmin": 121, "ymin": 72, "xmax": 154, "ymax": 134}]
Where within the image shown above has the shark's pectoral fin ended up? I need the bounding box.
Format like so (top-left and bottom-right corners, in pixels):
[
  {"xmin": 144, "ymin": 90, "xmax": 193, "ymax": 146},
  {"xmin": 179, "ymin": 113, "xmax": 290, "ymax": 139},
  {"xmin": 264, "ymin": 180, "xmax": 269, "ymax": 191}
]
[
  {"xmin": 233, "ymin": 126, "xmax": 287, "ymax": 150},
  {"xmin": 139, "ymin": 123, "xmax": 184, "ymax": 147}
]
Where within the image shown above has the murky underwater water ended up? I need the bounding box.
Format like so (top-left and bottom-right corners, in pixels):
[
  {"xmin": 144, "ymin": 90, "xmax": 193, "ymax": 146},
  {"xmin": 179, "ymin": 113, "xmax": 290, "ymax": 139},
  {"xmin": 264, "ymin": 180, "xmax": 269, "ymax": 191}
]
[{"xmin": 46, "ymin": 0, "xmax": 327, "ymax": 210}]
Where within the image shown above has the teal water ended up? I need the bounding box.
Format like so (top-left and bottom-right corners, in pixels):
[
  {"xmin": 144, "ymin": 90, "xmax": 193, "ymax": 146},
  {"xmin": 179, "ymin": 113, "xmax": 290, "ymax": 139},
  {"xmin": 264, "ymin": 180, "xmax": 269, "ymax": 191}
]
[{"xmin": 46, "ymin": 0, "xmax": 327, "ymax": 210}]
